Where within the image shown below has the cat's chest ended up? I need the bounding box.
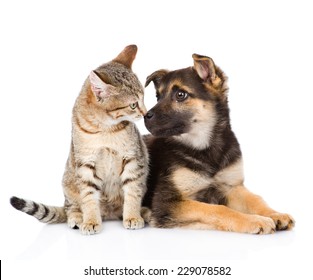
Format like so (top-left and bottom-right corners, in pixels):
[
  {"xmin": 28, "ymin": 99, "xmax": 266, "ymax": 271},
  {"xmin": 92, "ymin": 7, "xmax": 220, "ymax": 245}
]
[
  {"xmin": 96, "ymin": 137, "xmax": 135, "ymax": 201},
  {"xmin": 77, "ymin": 124, "xmax": 140, "ymax": 183},
  {"xmin": 93, "ymin": 131, "xmax": 138, "ymax": 178},
  {"xmin": 96, "ymin": 146, "xmax": 124, "ymax": 179}
]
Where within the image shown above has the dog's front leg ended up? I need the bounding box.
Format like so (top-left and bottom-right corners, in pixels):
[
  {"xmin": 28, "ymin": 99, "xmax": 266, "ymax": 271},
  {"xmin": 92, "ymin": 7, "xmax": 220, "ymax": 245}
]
[
  {"xmin": 172, "ymin": 200, "xmax": 276, "ymax": 234},
  {"xmin": 226, "ymin": 185, "xmax": 295, "ymax": 230}
]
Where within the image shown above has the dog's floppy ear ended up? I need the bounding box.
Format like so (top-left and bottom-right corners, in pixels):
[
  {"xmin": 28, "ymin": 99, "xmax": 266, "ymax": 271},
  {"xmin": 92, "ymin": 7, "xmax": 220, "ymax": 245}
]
[
  {"xmin": 192, "ymin": 54, "xmax": 221, "ymax": 87},
  {"xmin": 145, "ymin": 69, "xmax": 169, "ymax": 88}
]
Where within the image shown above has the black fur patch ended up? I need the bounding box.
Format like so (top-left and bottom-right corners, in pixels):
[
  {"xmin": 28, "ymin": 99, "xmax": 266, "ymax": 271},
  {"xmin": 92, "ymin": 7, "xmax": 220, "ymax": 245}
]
[
  {"xmin": 10, "ymin": 196, "xmax": 26, "ymax": 211},
  {"xmin": 195, "ymin": 184, "xmax": 228, "ymax": 205},
  {"xmin": 145, "ymin": 108, "xmax": 193, "ymax": 137}
]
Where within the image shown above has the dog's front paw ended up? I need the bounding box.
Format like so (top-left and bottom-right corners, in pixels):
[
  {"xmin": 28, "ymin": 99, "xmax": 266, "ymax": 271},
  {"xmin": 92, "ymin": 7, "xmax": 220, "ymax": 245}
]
[
  {"xmin": 123, "ymin": 216, "xmax": 145, "ymax": 229},
  {"xmin": 268, "ymin": 213, "xmax": 295, "ymax": 230},
  {"xmin": 245, "ymin": 215, "xmax": 276, "ymax": 234},
  {"xmin": 80, "ymin": 221, "xmax": 102, "ymax": 235}
]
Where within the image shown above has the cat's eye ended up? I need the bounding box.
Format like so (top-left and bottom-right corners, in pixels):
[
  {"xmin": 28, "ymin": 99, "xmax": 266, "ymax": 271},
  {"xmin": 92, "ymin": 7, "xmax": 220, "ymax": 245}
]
[
  {"xmin": 129, "ymin": 102, "xmax": 138, "ymax": 110},
  {"xmin": 176, "ymin": 91, "xmax": 189, "ymax": 102}
]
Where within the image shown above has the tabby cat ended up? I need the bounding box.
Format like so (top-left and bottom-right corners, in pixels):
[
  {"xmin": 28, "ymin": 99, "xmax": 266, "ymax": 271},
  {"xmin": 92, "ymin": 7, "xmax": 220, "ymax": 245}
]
[{"xmin": 10, "ymin": 45, "xmax": 149, "ymax": 235}]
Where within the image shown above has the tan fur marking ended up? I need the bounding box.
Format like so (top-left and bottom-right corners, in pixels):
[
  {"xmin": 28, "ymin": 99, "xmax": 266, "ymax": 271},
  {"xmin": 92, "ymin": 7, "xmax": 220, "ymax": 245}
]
[
  {"xmin": 173, "ymin": 200, "xmax": 275, "ymax": 234},
  {"xmin": 211, "ymin": 76, "xmax": 222, "ymax": 88},
  {"xmin": 173, "ymin": 100, "xmax": 216, "ymax": 149},
  {"xmin": 227, "ymin": 185, "xmax": 275, "ymax": 215},
  {"xmin": 74, "ymin": 115, "xmax": 101, "ymax": 134},
  {"xmin": 203, "ymin": 83, "xmax": 222, "ymax": 97},
  {"xmin": 226, "ymin": 185, "xmax": 295, "ymax": 230},
  {"xmin": 214, "ymin": 159, "xmax": 244, "ymax": 186},
  {"xmin": 86, "ymin": 86, "xmax": 97, "ymax": 105},
  {"xmin": 158, "ymin": 84, "xmax": 166, "ymax": 94},
  {"xmin": 172, "ymin": 168, "xmax": 211, "ymax": 199},
  {"xmin": 167, "ymin": 79, "xmax": 195, "ymax": 95},
  {"xmin": 172, "ymin": 159, "xmax": 243, "ymax": 200}
]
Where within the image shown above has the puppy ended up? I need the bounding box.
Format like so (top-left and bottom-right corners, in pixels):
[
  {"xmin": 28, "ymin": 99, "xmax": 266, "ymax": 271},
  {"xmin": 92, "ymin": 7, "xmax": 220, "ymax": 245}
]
[{"xmin": 142, "ymin": 54, "xmax": 294, "ymax": 234}]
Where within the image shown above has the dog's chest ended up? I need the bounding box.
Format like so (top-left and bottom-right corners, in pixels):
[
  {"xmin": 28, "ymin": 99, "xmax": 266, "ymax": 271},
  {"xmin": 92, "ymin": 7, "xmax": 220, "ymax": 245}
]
[
  {"xmin": 171, "ymin": 159, "xmax": 244, "ymax": 200},
  {"xmin": 171, "ymin": 168, "xmax": 213, "ymax": 199}
]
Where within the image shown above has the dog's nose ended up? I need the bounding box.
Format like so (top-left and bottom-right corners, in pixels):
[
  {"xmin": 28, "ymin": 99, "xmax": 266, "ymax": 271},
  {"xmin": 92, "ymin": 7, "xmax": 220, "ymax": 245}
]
[{"xmin": 145, "ymin": 110, "xmax": 154, "ymax": 119}]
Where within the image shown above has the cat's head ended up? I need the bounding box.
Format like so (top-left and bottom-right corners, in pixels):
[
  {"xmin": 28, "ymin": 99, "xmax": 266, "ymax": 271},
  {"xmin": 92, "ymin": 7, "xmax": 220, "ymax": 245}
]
[{"xmin": 89, "ymin": 45, "xmax": 146, "ymax": 124}]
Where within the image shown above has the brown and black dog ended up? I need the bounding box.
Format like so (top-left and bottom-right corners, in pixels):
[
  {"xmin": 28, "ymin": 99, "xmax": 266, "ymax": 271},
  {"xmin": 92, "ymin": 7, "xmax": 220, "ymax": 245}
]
[{"xmin": 142, "ymin": 54, "xmax": 295, "ymax": 234}]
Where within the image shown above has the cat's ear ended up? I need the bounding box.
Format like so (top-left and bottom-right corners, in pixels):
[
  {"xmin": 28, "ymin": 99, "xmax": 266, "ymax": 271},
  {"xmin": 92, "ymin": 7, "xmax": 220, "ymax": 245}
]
[
  {"xmin": 89, "ymin": 71, "xmax": 115, "ymax": 99},
  {"xmin": 113, "ymin": 44, "xmax": 137, "ymax": 69}
]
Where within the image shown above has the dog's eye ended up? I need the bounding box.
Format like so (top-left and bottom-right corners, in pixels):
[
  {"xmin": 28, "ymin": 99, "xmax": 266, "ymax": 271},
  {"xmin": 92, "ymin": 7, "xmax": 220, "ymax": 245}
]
[
  {"xmin": 176, "ymin": 91, "xmax": 188, "ymax": 102},
  {"xmin": 129, "ymin": 102, "xmax": 138, "ymax": 110}
]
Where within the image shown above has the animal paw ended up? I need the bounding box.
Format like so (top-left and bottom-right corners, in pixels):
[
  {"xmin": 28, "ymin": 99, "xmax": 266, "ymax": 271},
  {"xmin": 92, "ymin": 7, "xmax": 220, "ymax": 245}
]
[
  {"xmin": 268, "ymin": 212, "xmax": 295, "ymax": 230},
  {"xmin": 80, "ymin": 221, "xmax": 102, "ymax": 235},
  {"xmin": 123, "ymin": 216, "xmax": 145, "ymax": 229},
  {"xmin": 245, "ymin": 215, "xmax": 276, "ymax": 234},
  {"xmin": 67, "ymin": 214, "xmax": 83, "ymax": 230},
  {"xmin": 141, "ymin": 207, "xmax": 152, "ymax": 223}
]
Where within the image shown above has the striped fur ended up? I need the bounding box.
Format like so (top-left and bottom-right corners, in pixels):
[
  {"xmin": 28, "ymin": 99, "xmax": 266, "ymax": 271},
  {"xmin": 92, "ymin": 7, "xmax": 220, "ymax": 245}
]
[
  {"xmin": 10, "ymin": 45, "xmax": 149, "ymax": 235},
  {"xmin": 10, "ymin": 196, "xmax": 66, "ymax": 223}
]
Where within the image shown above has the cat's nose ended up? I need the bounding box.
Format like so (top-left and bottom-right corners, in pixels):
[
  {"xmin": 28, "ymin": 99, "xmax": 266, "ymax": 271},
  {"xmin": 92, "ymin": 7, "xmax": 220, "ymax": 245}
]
[
  {"xmin": 141, "ymin": 105, "xmax": 147, "ymax": 116},
  {"xmin": 145, "ymin": 110, "xmax": 154, "ymax": 119}
]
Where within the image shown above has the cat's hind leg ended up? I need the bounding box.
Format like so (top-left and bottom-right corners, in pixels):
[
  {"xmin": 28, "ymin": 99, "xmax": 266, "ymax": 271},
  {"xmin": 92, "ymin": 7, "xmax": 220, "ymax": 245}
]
[
  {"xmin": 65, "ymin": 202, "xmax": 83, "ymax": 230},
  {"xmin": 65, "ymin": 163, "xmax": 103, "ymax": 234}
]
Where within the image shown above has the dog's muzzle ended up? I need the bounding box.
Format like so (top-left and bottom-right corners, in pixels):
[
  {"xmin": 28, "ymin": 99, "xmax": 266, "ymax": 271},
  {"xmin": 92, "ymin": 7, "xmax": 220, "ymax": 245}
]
[
  {"xmin": 144, "ymin": 108, "xmax": 191, "ymax": 137},
  {"xmin": 144, "ymin": 110, "xmax": 154, "ymax": 120}
]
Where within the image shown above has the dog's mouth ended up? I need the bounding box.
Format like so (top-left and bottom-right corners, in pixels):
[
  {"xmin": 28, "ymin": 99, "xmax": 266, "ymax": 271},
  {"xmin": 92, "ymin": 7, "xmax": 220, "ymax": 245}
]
[
  {"xmin": 145, "ymin": 122, "xmax": 188, "ymax": 137},
  {"xmin": 144, "ymin": 106, "xmax": 193, "ymax": 137}
]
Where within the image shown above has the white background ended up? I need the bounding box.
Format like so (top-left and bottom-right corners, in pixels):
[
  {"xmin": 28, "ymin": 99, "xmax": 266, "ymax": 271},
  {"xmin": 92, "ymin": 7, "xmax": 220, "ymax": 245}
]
[{"xmin": 1, "ymin": 0, "xmax": 312, "ymax": 279}]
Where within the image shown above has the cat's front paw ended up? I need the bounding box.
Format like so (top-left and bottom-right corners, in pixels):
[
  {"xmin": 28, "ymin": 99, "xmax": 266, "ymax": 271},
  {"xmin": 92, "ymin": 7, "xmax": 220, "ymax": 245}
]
[
  {"xmin": 268, "ymin": 212, "xmax": 295, "ymax": 230},
  {"xmin": 123, "ymin": 216, "xmax": 145, "ymax": 230},
  {"xmin": 80, "ymin": 221, "xmax": 102, "ymax": 235}
]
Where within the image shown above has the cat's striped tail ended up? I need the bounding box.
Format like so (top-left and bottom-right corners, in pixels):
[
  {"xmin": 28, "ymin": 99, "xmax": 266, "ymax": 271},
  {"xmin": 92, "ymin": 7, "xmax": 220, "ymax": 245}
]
[{"xmin": 10, "ymin": 196, "xmax": 67, "ymax": 224}]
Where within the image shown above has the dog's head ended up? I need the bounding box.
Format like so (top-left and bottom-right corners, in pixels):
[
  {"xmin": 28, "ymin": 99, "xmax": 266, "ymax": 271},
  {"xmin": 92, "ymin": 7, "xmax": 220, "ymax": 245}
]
[{"xmin": 144, "ymin": 54, "xmax": 228, "ymax": 148}]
